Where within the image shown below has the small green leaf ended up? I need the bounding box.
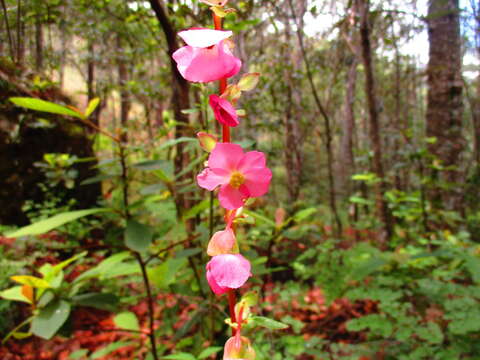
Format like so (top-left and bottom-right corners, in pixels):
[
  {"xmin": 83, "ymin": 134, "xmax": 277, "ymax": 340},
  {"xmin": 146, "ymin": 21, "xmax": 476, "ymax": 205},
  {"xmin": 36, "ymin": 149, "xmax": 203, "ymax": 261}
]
[
  {"xmin": 124, "ymin": 220, "xmax": 153, "ymax": 253},
  {"xmin": 162, "ymin": 353, "xmax": 196, "ymax": 360},
  {"xmin": 237, "ymin": 72, "xmax": 260, "ymax": 92},
  {"xmin": 90, "ymin": 341, "xmax": 132, "ymax": 359},
  {"xmin": 198, "ymin": 346, "xmax": 222, "ymax": 359},
  {"xmin": 11, "ymin": 275, "xmax": 51, "ymax": 289},
  {"xmin": 68, "ymin": 349, "xmax": 89, "ymax": 360},
  {"xmin": 31, "ymin": 300, "xmax": 71, "ymax": 340},
  {"xmin": 85, "ymin": 97, "xmax": 100, "ymax": 118},
  {"xmin": 113, "ymin": 311, "xmax": 140, "ymax": 331},
  {"xmin": 6, "ymin": 208, "xmax": 109, "ymax": 238},
  {"xmin": 73, "ymin": 293, "xmax": 119, "ymax": 311},
  {"xmin": 250, "ymin": 316, "xmax": 289, "ymax": 330},
  {"xmin": 0, "ymin": 286, "xmax": 31, "ymax": 304},
  {"xmin": 10, "ymin": 97, "xmax": 84, "ymax": 119}
]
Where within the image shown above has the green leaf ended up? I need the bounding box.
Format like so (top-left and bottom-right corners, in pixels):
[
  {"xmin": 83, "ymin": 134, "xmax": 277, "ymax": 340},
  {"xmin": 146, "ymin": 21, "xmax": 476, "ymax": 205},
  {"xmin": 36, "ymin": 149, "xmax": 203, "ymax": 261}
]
[
  {"xmin": 31, "ymin": 300, "xmax": 71, "ymax": 340},
  {"xmin": 11, "ymin": 275, "xmax": 51, "ymax": 289},
  {"xmin": 74, "ymin": 252, "xmax": 131, "ymax": 283},
  {"xmin": 85, "ymin": 97, "xmax": 100, "ymax": 118},
  {"xmin": 162, "ymin": 352, "xmax": 196, "ymax": 360},
  {"xmin": 72, "ymin": 293, "xmax": 119, "ymax": 311},
  {"xmin": 243, "ymin": 210, "xmax": 275, "ymax": 227},
  {"xmin": 293, "ymin": 207, "xmax": 317, "ymax": 222},
  {"xmin": 90, "ymin": 341, "xmax": 132, "ymax": 359},
  {"xmin": 68, "ymin": 349, "xmax": 89, "ymax": 360},
  {"xmin": 198, "ymin": 347, "xmax": 222, "ymax": 359},
  {"xmin": 113, "ymin": 311, "xmax": 140, "ymax": 331},
  {"xmin": 237, "ymin": 72, "xmax": 260, "ymax": 92},
  {"xmin": 149, "ymin": 258, "xmax": 185, "ymax": 289},
  {"xmin": 10, "ymin": 97, "xmax": 84, "ymax": 119},
  {"xmin": 158, "ymin": 137, "xmax": 196, "ymax": 151},
  {"xmin": 182, "ymin": 199, "xmax": 210, "ymax": 221},
  {"xmin": 6, "ymin": 208, "xmax": 109, "ymax": 238},
  {"xmin": 124, "ymin": 220, "xmax": 153, "ymax": 253},
  {"xmin": 250, "ymin": 316, "xmax": 289, "ymax": 330},
  {"xmin": 0, "ymin": 286, "xmax": 31, "ymax": 304}
]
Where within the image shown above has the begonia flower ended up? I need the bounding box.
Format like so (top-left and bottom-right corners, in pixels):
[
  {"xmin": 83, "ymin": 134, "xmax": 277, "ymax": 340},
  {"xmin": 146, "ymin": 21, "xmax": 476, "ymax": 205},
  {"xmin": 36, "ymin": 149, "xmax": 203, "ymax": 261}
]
[
  {"xmin": 207, "ymin": 227, "xmax": 236, "ymax": 256},
  {"xmin": 206, "ymin": 254, "xmax": 251, "ymax": 295},
  {"xmin": 209, "ymin": 94, "xmax": 239, "ymax": 127},
  {"xmin": 223, "ymin": 336, "xmax": 256, "ymax": 360},
  {"xmin": 172, "ymin": 28, "xmax": 241, "ymax": 83},
  {"xmin": 197, "ymin": 143, "xmax": 272, "ymax": 210}
]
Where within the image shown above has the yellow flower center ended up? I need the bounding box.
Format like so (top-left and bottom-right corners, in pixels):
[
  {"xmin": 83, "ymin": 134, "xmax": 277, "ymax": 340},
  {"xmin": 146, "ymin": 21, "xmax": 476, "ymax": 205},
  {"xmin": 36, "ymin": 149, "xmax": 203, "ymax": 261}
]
[{"xmin": 229, "ymin": 171, "xmax": 245, "ymax": 189}]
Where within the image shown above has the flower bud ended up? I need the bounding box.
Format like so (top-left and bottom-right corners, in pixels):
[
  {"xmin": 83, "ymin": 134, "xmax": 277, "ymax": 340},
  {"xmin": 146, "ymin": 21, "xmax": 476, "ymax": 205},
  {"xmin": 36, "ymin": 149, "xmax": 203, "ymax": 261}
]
[{"xmin": 223, "ymin": 336, "xmax": 256, "ymax": 360}]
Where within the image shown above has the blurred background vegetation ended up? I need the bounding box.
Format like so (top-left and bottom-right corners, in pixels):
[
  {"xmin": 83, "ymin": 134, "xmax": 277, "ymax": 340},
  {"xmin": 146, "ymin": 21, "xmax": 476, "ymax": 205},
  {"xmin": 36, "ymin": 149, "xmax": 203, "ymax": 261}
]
[{"xmin": 1, "ymin": 0, "xmax": 480, "ymax": 359}]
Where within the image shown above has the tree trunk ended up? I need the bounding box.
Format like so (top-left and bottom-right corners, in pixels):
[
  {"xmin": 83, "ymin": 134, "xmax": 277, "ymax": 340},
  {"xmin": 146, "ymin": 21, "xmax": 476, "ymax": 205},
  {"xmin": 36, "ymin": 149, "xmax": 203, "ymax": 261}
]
[
  {"xmin": 426, "ymin": 0, "xmax": 464, "ymax": 210},
  {"xmin": 357, "ymin": 0, "xmax": 392, "ymax": 245},
  {"xmin": 117, "ymin": 36, "xmax": 130, "ymax": 143},
  {"xmin": 339, "ymin": 57, "xmax": 358, "ymax": 196},
  {"xmin": 148, "ymin": 0, "xmax": 191, "ymax": 218},
  {"xmin": 35, "ymin": 13, "xmax": 43, "ymax": 71}
]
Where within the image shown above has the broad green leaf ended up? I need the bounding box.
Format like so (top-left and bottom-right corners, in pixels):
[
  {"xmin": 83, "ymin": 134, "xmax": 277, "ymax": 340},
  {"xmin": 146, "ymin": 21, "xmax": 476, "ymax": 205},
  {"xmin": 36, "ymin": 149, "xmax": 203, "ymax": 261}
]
[
  {"xmin": 31, "ymin": 300, "xmax": 71, "ymax": 339},
  {"xmin": 198, "ymin": 346, "xmax": 222, "ymax": 359},
  {"xmin": 85, "ymin": 97, "xmax": 100, "ymax": 118},
  {"xmin": 72, "ymin": 293, "xmax": 119, "ymax": 311},
  {"xmin": 6, "ymin": 208, "xmax": 109, "ymax": 238},
  {"xmin": 250, "ymin": 316, "xmax": 289, "ymax": 330},
  {"xmin": 11, "ymin": 275, "xmax": 51, "ymax": 289},
  {"xmin": 149, "ymin": 258, "xmax": 185, "ymax": 289},
  {"xmin": 113, "ymin": 311, "xmax": 140, "ymax": 331},
  {"xmin": 10, "ymin": 97, "xmax": 83, "ymax": 119},
  {"xmin": 74, "ymin": 252, "xmax": 131, "ymax": 283},
  {"xmin": 124, "ymin": 220, "xmax": 153, "ymax": 253},
  {"xmin": 162, "ymin": 352, "xmax": 196, "ymax": 360},
  {"xmin": 0, "ymin": 286, "xmax": 31, "ymax": 304},
  {"xmin": 90, "ymin": 341, "xmax": 132, "ymax": 359}
]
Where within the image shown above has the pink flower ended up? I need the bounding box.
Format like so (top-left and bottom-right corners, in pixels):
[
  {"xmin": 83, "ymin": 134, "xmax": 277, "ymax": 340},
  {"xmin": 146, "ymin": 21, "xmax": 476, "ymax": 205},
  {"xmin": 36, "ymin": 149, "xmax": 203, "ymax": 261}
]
[
  {"xmin": 206, "ymin": 254, "xmax": 251, "ymax": 295},
  {"xmin": 209, "ymin": 94, "xmax": 239, "ymax": 127},
  {"xmin": 197, "ymin": 143, "xmax": 272, "ymax": 210},
  {"xmin": 207, "ymin": 227, "xmax": 236, "ymax": 256},
  {"xmin": 172, "ymin": 28, "xmax": 241, "ymax": 83}
]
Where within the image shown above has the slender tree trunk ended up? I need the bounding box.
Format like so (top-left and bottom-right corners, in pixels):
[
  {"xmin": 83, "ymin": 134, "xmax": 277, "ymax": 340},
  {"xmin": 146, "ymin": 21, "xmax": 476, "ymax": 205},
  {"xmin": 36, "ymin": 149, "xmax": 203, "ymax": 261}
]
[
  {"xmin": 282, "ymin": 9, "xmax": 303, "ymax": 207},
  {"xmin": 117, "ymin": 36, "xmax": 130, "ymax": 143},
  {"xmin": 357, "ymin": 0, "xmax": 392, "ymax": 245},
  {"xmin": 148, "ymin": 0, "xmax": 192, "ymax": 218},
  {"xmin": 1, "ymin": 0, "xmax": 15, "ymax": 60},
  {"xmin": 35, "ymin": 13, "xmax": 43, "ymax": 71},
  {"xmin": 339, "ymin": 57, "xmax": 358, "ymax": 196},
  {"xmin": 471, "ymin": 0, "xmax": 480, "ymax": 166},
  {"xmin": 426, "ymin": 0, "xmax": 465, "ymax": 210}
]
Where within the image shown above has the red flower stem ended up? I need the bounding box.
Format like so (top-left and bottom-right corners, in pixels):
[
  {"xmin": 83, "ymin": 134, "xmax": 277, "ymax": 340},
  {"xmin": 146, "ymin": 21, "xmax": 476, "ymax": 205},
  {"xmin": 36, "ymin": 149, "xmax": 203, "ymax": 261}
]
[
  {"xmin": 213, "ymin": 13, "xmax": 230, "ymax": 143},
  {"xmin": 213, "ymin": 11, "xmax": 235, "ymax": 335},
  {"xmin": 228, "ymin": 289, "xmax": 237, "ymax": 336}
]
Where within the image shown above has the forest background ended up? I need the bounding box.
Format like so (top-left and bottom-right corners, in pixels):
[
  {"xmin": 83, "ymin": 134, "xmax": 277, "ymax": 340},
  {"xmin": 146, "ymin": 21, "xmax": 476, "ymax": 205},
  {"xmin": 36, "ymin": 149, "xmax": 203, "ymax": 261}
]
[{"xmin": 1, "ymin": 0, "xmax": 480, "ymax": 359}]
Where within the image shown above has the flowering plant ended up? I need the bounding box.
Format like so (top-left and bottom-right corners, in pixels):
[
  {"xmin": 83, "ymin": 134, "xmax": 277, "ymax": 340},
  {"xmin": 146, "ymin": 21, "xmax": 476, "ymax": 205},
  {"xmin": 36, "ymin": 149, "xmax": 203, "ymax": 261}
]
[{"xmin": 172, "ymin": 1, "xmax": 287, "ymax": 357}]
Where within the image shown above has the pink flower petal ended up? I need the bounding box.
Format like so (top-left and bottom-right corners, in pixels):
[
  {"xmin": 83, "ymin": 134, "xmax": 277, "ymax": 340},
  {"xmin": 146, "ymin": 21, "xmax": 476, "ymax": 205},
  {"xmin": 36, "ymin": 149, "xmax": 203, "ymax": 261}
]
[
  {"xmin": 207, "ymin": 254, "xmax": 251, "ymax": 289},
  {"xmin": 209, "ymin": 94, "xmax": 239, "ymax": 127},
  {"xmin": 197, "ymin": 168, "xmax": 230, "ymax": 191},
  {"xmin": 206, "ymin": 268, "xmax": 228, "ymax": 295},
  {"xmin": 219, "ymin": 184, "xmax": 246, "ymax": 210},
  {"xmin": 207, "ymin": 227, "xmax": 236, "ymax": 256},
  {"xmin": 237, "ymin": 151, "xmax": 267, "ymax": 171},
  {"xmin": 208, "ymin": 143, "xmax": 244, "ymax": 171},
  {"xmin": 243, "ymin": 167, "xmax": 272, "ymax": 197},
  {"xmin": 172, "ymin": 42, "xmax": 241, "ymax": 83},
  {"xmin": 179, "ymin": 28, "xmax": 232, "ymax": 48}
]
